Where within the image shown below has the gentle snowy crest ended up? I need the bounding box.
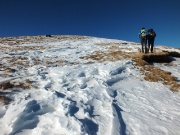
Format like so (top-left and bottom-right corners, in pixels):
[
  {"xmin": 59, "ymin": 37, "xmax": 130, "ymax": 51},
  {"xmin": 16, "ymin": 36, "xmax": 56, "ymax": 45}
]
[{"xmin": 0, "ymin": 36, "xmax": 180, "ymax": 135}]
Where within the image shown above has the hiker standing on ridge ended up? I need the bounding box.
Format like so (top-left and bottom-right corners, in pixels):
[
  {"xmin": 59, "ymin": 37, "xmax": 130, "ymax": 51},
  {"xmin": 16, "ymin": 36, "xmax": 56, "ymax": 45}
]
[
  {"xmin": 139, "ymin": 27, "xmax": 148, "ymax": 53},
  {"xmin": 147, "ymin": 28, "xmax": 156, "ymax": 53}
]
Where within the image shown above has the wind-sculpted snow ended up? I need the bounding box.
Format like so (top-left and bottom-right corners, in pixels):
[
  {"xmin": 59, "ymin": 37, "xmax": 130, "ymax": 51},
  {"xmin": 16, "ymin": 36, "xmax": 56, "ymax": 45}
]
[{"xmin": 0, "ymin": 36, "xmax": 180, "ymax": 135}]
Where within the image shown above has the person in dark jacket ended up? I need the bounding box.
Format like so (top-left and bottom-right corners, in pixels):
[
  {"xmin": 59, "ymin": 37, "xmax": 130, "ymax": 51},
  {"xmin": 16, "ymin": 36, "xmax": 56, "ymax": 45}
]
[
  {"xmin": 139, "ymin": 27, "xmax": 148, "ymax": 53},
  {"xmin": 147, "ymin": 28, "xmax": 156, "ymax": 53}
]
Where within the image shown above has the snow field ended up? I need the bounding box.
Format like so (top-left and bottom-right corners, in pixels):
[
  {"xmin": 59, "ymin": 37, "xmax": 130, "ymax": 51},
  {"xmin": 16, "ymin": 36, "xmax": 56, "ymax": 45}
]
[{"xmin": 0, "ymin": 36, "xmax": 180, "ymax": 135}]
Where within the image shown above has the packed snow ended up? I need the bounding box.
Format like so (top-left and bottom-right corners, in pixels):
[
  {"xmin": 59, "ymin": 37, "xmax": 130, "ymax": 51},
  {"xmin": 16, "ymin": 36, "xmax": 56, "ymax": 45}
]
[{"xmin": 0, "ymin": 36, "xmax": 180, "ymax": 135}]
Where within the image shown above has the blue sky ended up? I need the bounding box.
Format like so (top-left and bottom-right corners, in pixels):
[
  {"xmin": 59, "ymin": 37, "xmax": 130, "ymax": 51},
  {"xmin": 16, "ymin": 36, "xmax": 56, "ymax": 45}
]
[{"xmin": 0, "ymin": 0, "xmax": 180, "ymax": 48}]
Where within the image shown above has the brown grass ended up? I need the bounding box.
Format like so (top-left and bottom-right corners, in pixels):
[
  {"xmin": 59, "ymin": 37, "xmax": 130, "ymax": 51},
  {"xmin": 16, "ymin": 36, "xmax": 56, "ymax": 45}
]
[
  {"xmin": 142, "ymin": 52, "xmax": 173, "ymax": 63},
  {"xmin": 0, "ymin": 80, "xmax": 31, "ymax": 90},
  {"xmin": 132, "ymin": 52, "xmax": 180, "ymax": 91},
  {"xmin": 0, "ymin": 81, "xmax": 14, "ymax": 90},
  {"xmin": 45, "ymin": 59, "xmax": 65, "ymax": 66},
  {"xmin": 0, "ymin": 95, "xmax": 11, "ymax": 105},
  {"xmin": 96, "ymin": 42, "xmax": 121, "ymax": 46},
  {"xmin": 0, "ymin": 55, "xmax": 66, "ymax": 71},
  {"xmin": 80, "ymin": 47, "xmax": 131, "ymax": 63},
  {"xmin": 80, "ymin": 50, "xmax": 128, "ymax": 62},
  {"xmin": 56, "ymin": 35, "xmax": 89, "ymax": 40},
  {"xmin": 13, "ymin": 46, "xmax": 46, "ymax": 51},
  {"xmin": 162, "ymin": 51, "xmax": 180, "ymax": 58}
]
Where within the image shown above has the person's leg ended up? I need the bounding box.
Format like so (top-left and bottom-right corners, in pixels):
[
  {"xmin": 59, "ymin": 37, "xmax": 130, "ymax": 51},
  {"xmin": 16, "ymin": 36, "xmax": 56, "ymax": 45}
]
[
  {"xmin": 151, "ymin": 40, "xmax": 154, "ymax": 53},
  {"xmin": 141, "ymin": 40, "xmax": 144, "ymax": 53},
  {"xmin": 147, "ymin": 40, "xmax": 150, "ymax": 52},
  {"xmin": 148, "ymin": 40, "xmax": 153, "ymax": 53},
  {"xmin": 145, "ymin": 40, "xmax": 148, "ymax": 53}
]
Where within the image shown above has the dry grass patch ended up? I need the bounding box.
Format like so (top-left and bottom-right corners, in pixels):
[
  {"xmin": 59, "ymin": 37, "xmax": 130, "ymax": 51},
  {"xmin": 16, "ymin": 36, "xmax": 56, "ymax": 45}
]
[
  {"xmin": 0, "ymin": 46, "xmax": 11, "ymax": 54},
  {"xmin": 133, "ymin": 52, "xmax": 180, "ymax": 91},
  {"xmin": 84, "ymin": 61, "xmax": 95, "ymax": 65},
  {"xmin": 9, "ymin": 46, "xmax": 46, "ymax": 52},
  {"xmin": 0, "ymin": 79, "xmax": 31, "ymax": 90},
  {"xmin": 80, "ymin": 50, "xmax": 131, "ymax": 63},
  {"xmin": 96, "ymin": 42, "xmax": 130, "ymax": 47},
  {"xmin": 131, "ymin": 42, "xmax": 139, "ymax": 45},
  {"xmin": 80, "ymin": 45, "xmax": 133, "ymax": 63},
  {"xmin": 10, "ymin": 60, "xmax": 31, "ymax": 69},
  {"xmin": 142, "ymin": 52, "xmax": 173, "ymax": 63},
  {"xmin": 0, "ymin": 95, "xmax": 11, "ymax": 105},
  {"xmin": 0, "ymin": 81, "xmax": 14, "ymax": 90},
  {"xmin": 162, "ymin": 51, "xmax": 180, "ymax": 58},
  {"xmin": 55, "ymin": 35, "xmax": 89, "ymax": 41},
  {"xmin": 1, "ymin": 55, "xmax": 66, "ymax": 70},
  {"xmin": 96, "ymin": 42, "xmax": 121, "ymax": 46},
  {"xmin": 0, "ymin": 45, "xmax": 48, "ymax": 55},
  {"xmin": 45, "ymin": 59, "xmax": 65, "ymax": 66}
]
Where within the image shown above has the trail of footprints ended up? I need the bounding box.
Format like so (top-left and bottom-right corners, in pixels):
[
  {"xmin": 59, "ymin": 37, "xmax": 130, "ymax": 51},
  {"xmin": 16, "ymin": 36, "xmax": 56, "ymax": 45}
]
[{"xmin": 8, "ymin": 63, "xmax": 132, "ymax": 135}]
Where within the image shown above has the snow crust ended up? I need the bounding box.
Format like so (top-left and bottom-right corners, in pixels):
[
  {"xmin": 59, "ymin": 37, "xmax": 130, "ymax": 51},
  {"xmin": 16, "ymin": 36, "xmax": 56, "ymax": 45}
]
[{"xmin": 0, "ymin": 36, "xmax": 180, "ymax": 135}]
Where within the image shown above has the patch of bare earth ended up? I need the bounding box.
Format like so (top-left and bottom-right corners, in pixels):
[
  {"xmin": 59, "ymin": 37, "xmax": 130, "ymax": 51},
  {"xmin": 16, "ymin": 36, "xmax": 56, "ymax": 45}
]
[
  {"xmin": 0, "ymin": 79, "xmax": 33, "ymax": 105},
  {"xmin": 133, "ymin": 52, "xmax": 180, "ymax": 91},
  {"xmin": 0, "ymin": 95, "xmax": 11, "ymax": 105},
  {"xmin": 80, "ymin": 50, "xmax": 129, "ymax": 63},
  {"xmin": 0, "ymin": 79, "xmax": 32, "ymax": 91},
  {"xmin": 80, "ymin": 45, "xmax": 132, "ymax": 63},
  {"xmin": 162, "ymin": 50, "xmax": 180, "ymax": 58}
]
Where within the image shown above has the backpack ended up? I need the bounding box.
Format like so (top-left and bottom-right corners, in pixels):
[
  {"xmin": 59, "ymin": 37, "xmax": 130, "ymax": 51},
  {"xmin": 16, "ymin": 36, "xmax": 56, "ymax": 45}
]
[
  {"xmin": 140, "ymin": 29, "xmax": 146, "ymax": 39},
  {"xmin": 149, "ymin": 31, "xmax": 155, "ymax": 37},
  {"xmin": 148, "ymin": 28, "xmax": 156, "ymax": 38}
]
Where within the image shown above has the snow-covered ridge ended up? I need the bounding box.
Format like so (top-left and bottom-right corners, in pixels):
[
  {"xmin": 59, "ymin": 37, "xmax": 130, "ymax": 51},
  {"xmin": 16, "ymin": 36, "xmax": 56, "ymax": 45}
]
[{"xmin": 0, "ymin": 35, "xmax": 180, "ymax": 135}]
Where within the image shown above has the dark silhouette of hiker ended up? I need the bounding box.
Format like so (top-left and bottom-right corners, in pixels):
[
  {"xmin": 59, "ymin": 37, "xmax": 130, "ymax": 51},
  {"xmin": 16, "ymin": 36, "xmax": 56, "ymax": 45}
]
[
  {"xmin": 139, "ymin": 27, "xmax": 148, "ymax": 53},
  {"xmin": 147, "ymin": 28, "xmax": 156, "ymax": 53}
]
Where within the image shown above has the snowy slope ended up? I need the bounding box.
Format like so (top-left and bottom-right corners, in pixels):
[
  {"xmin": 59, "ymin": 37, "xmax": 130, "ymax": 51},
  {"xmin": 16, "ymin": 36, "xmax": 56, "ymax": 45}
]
[{"xmin": 0, "ymin": 36, "xmax": 180, "ymax": 135}]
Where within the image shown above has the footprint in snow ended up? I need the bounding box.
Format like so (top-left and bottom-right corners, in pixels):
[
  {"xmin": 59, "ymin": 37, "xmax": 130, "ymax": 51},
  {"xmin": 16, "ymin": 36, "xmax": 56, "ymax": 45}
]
[
  {"xmin": 110, "ymin": 66, "xmax": 126, "ymax": 76},
  {"xmin": 106, "ymin": 76, "xmax": 124, "ymax": 86}
]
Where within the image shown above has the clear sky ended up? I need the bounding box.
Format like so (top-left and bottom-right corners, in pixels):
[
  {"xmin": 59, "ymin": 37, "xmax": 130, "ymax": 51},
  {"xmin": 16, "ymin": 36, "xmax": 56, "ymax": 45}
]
[{"xmin": 0, "ymin": 0, "xmax": 180, "ymax": 48}]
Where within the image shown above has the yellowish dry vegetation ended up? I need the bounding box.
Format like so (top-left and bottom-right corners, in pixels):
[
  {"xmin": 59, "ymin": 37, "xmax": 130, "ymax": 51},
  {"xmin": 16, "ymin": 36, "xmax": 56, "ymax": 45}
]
[
  {"xmin": 96, "ymin": 43, "xmax": 121, "ymax": 46},
  {"xmin": 162, "ymin": 51, "xmax": 180, "ymax": 58},
  {"xmin": 80, "ymin": 45, "xmax": 132, "ymax": 63},
  {"xmin": 0, "ymin": 79, "xmax": 31, "ymax": 90},
  {"xmin": 133, "ymin": 52, "xmax": 180, "ymax": 91},
  {"xmin": 0, "ymin": 55, "xmax": 66, "ymax": 70},
  {"xmin": 142, "ymin": 52, "xmax": 172, "ymax": 63},
  {"xmin": 0, "ymin": 95, "xmax": 11, "ymax": 105},
  {"xmin": 80, "ymin": 50, "xmax": 131, "ymax": 62}
]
